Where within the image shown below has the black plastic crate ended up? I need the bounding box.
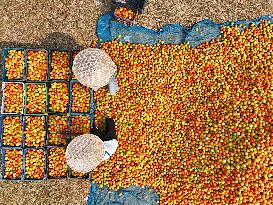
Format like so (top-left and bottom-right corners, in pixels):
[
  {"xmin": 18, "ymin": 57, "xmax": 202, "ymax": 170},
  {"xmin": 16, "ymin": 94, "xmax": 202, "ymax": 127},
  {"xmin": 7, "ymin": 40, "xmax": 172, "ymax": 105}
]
[
  {"xmin": 68, "ymin": 167, "xmax": 90, "ymax": 179},
  {"xmin": 23, "ymin": 148, "xmax": 47, "ymax": 181},
  {"xmin": 70, "ymin": 80, "xmax": 93, "ymax": 114},
  {"xmin": 46, "ymin": 147, "xmax": 68, "ymax": 179},
  {"xmin": 114, "ymin": 6, "xmax": 138, "ymax": 26},
  {"xmin": 2, "ymin": 48, "xmax": 26, "ymax": 81},
  {"xmin": 69, "ymin": 114, "xmax": 93, "ymax": 135},
  {"xmin": 47, "ymin": 81, "xmax": 70, "ymax": 114},
  {"xmin": 0, "ymin": 115, "xmax": 24, "ymax": 148},
  {"xmin": 23, "ymin": 83, "xmax": 48, "ymax": 115},
  {"xmin": 112, "ymin": 0, "xmax": 146, "ymax": 13},
  {"xmin": 1, "ymin": 82, "xmax": 25, "ymax": 115},
  {"xmin": 70, "ymin": 50, "xmax": 81, "ymax": 81},
  {"xmin": 22, "ymin": 115, "xmax": 47, "ymax": 148},
  {"xmin": 46, "ymin": 114, "xmax": 70, "ymax": 147},
  {"xmin": 1, "ymin": 147, "xmax": 24, "ymax": 180},
  {"xmin": 25, "ymin": 49, "xmax": 49, "ymax": 81},
  {"xmin": 48, "ymin": 49, "xmax": 71, "ymax": 81}
]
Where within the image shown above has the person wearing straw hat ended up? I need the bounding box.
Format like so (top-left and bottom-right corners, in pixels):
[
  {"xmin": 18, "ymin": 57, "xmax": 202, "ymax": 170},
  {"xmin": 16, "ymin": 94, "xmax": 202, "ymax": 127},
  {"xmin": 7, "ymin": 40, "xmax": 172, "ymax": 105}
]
[
  {"xmin": 73, "ymin": 48, "xmax": 119, "ymax": 95},
  {"xmin": 66, "ymin": 48, "xmax": 119, "ymax": 173},
  {"xmin": 64, "ymin": 118, "xmax": 119, "ymax": 173}
]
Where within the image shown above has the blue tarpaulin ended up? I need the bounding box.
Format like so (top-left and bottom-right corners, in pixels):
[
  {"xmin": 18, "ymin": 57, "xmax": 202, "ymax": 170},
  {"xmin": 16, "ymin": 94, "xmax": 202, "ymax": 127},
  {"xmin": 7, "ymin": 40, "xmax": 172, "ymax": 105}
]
[
  {"xmin": 88, "ymin": 14, "xmax": 273, "ymax": 205},
  {"xmin": 87, "ymin": 183, "xmax": 159, "ymax": 205},
  {"xmin": 97, "ymin": 13, "xmax": 273, "ymax": 47}
]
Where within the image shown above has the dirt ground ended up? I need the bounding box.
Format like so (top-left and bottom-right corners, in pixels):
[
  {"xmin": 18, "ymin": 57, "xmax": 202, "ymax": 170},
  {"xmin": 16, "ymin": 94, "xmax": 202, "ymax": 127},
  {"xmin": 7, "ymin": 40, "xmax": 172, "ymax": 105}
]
[{"xmin": 0, "ymin": 0, "xmax": 272, "ymax": 204}]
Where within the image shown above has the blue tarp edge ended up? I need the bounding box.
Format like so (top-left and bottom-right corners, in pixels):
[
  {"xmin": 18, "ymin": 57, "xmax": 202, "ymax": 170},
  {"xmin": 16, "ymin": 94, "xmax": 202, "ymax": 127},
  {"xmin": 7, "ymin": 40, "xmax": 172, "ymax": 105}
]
[{"xmin": 96, "ymin": 13, "xmax": 273, "ymax": 47}]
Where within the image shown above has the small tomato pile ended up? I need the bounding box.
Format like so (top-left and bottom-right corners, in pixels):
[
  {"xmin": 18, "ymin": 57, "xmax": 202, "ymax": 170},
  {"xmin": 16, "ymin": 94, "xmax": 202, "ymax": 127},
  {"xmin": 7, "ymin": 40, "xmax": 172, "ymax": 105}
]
[
  {"xmin": 71, "ymin": 82, "xmax": 91, "ymax": 113},
  {"xmin": 3, "ymin": 83, "xmax": 24, "ymax": 113},
  {"xmin": 50, "ymin": 51, "xmax": 70, "ymax": 80},
  {"xmin": 92, "ymin": 21, "xmax": 273, "ymax": 204},
  {"xmin": 5, "ymin": 50, "xmax": 25, "ymax": 80},
  {"xmin": 115, "ymin": 7, "xmax": 137, "ymax": 21},
  {"xmin": 48, "ymin": 82, "xmax": 69, "ymax": 113},
  {"xmin": 70, "ymin": 115, "xmax": 91, "ymax": 134},
  {"xmin": 25, "ymin": 149, "xmax": 45, "ymax": 179},
  {"xmin": 25, "ymin": 83, "xmax": 47, "ymax": 114},
  {"xmin": 4, "ymin": 149, "xmax": 23, "ymax": 179},
  {"xmin": 27, "ymin": 50, "xmax": 47, "ymax": 81},
  {"xmin": 24, "ymin": 116, "xmax": 46, "ymax": 147},
  {"xmin": 2, "ymin": 116, "xmax": 22, "ymax": 146},
  {"xmin": 48, "ymin": 148, "xmax": 67, "ymax": 178}
]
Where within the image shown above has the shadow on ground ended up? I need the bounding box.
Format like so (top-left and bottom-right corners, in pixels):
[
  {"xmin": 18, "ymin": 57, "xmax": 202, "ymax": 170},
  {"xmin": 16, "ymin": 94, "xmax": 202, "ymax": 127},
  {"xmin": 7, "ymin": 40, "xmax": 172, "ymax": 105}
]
[{"xmin": 0, "ymin": 32, "xmax": 85, "ymax": 50}]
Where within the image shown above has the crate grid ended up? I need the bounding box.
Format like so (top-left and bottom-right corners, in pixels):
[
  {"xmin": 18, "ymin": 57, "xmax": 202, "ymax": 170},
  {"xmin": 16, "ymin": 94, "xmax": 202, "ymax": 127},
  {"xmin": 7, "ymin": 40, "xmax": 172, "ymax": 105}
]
[{"xmin": 0, "ymin": 48, "xmax": 94, "ymax": 180}]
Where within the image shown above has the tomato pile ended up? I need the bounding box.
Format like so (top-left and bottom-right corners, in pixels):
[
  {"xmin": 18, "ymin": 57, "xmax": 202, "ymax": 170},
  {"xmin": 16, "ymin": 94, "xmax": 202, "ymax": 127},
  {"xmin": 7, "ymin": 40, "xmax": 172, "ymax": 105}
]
[
  {"xmin": 5, "ymin": 50, "xmax": 25, "ymax": 80},
  {"xmin": 25, "ymin": 83, "xmax": 47, "ymax": 114},
  {"xmin": 27, "ymin": 50, "xmax": 47, "ymax": 81},
  {"xmin": 50, "ymin": 51, "xmax": 70, "ymax": 80},
  {"xmin": 92, "ymin": 20, "xmax": 273, "ymax": 204},
  {"xmin": 4, "ymin": 149, "xmax": 23, "ymax": 179},
  {"xmin": 25, "ymin": 149, "xmax": 45, "ymax": 179},
  {"xmin": 2, "ymin": 116, "xmax": 22, "ymax": 146},
  {"xmin": 71, "ymin": 82, "xmax": 91, "ymax": 113},
  {"xmin": 3, "ymin": 83, "xmax": 24, "ymax": 113},
  {"xmin": 24, "ymin": 116, "xmax": 46, "ymax": 147},
  {"xmin": 115, "ymin": 7, "xmax": 137, "ymax": 21},
  {"xmin": 48, "ymin": 82, "xmax": 69, "ymax": 113},
  {"xmin": 48, "ymin": 148, "xmax": 67, "ymax": 178}
]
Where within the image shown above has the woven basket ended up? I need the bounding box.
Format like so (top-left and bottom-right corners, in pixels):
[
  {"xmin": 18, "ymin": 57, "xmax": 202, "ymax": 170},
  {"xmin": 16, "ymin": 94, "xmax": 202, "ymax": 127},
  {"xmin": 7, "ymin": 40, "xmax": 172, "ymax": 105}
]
[
  {"xmin": 65, "ymin": 134, "xmax": 104, "ymax": 173},
  {"xmin": 72, "ymin": 48, "xmax": 117, "ymax": 91}
]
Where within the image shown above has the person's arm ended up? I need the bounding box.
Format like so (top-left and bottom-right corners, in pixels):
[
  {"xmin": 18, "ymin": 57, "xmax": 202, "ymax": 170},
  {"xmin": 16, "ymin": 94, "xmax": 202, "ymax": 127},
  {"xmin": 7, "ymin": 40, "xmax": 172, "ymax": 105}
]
[
  {"xmin": 104, "ymin": 118, "xmax": 117, "ymax": 141},
  {"xmin": 91, "ymin": 126, "xmax": 103, "ymax": 141}
]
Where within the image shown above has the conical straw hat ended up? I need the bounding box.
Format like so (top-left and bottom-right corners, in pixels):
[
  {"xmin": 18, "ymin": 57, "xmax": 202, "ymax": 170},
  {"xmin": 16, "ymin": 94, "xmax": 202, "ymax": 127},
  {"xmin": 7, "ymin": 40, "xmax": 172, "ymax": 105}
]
[
  {"xmin": 72, "ymin": 48, "xmax": 117, "ymax": 91},
  {"xmin": 65, "ymin": 134, "xmax": 104, "ymax": 173}
]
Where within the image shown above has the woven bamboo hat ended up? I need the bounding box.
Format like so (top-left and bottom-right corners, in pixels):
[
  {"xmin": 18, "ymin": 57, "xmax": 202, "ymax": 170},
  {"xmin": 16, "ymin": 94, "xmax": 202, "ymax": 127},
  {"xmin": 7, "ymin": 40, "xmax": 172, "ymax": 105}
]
[
  {"xmin": 65, "ymin": 134, "xmax": 104, "ymax": 173},
  {"xmin": 72, "ymin": 48, "xmax": 117, "ymax": 91}
]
